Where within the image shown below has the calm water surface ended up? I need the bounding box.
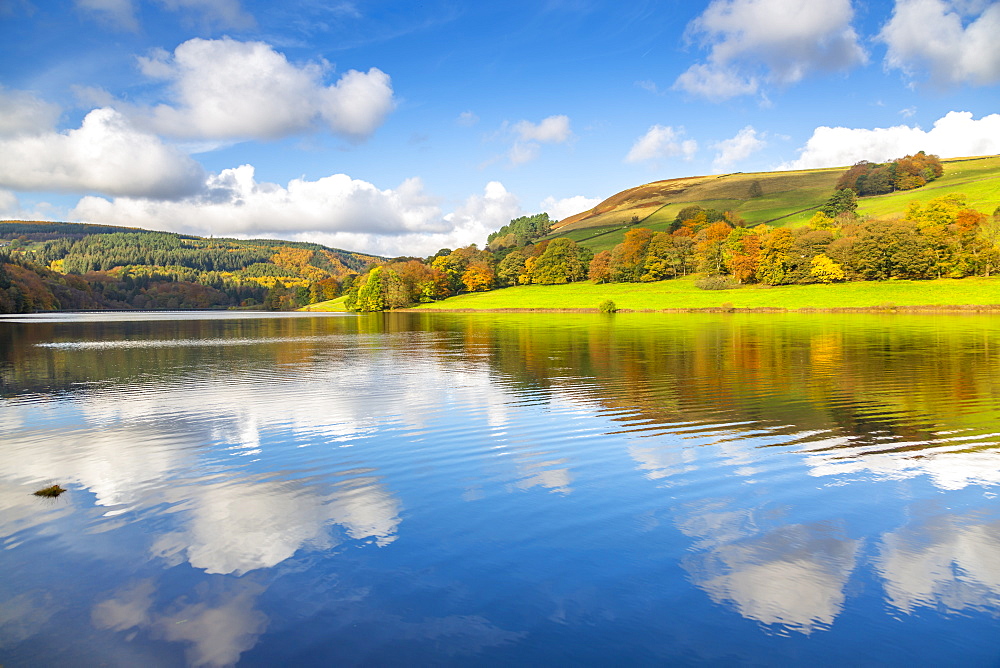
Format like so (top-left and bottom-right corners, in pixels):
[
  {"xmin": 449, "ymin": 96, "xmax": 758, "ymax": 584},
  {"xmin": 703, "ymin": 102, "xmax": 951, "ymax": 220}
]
[{"xmin": 2, "ymin": 310, "xmax": 1000, "ymax": 666}]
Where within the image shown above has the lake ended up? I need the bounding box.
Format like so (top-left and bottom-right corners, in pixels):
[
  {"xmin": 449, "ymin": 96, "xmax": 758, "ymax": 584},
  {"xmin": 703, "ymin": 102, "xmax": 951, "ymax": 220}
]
[{"xmin": 2, "ymin": 310, "xmax": 1000, "ymax": 666}]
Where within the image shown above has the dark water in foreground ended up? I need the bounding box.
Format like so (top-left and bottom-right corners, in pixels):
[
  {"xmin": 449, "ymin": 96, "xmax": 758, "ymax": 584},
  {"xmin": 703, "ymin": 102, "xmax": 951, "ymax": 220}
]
[{"xmin": 2, "ymin": 310, "xmax": 1000, "ymax": 666}]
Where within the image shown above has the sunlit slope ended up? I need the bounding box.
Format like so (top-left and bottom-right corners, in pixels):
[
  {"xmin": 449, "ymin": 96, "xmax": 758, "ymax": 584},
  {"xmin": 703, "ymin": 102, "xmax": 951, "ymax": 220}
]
[
  {"xmin": 553, "ymin": 155, "xmax": 1000, "ymax": 253},
  {"xmin": 854, "ymin": 155, "xmax": 1000, "ymax": 218}
]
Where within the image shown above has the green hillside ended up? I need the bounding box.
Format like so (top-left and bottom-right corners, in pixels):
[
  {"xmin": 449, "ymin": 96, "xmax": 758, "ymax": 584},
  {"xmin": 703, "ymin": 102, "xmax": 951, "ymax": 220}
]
[
  {"xmin": 0, "ymin": 221, "xmax": 384, "ymax": 313},
  {"xmin": 552, "ymin": 155, "xmax": 1000, "ymax": 253}
]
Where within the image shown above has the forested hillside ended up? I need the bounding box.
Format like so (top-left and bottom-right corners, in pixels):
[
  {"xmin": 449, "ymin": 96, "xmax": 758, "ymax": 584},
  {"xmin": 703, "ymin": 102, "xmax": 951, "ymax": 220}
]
[{"xmin": 0, "ymin": 222, "xmax": 382, "ymax": 313}]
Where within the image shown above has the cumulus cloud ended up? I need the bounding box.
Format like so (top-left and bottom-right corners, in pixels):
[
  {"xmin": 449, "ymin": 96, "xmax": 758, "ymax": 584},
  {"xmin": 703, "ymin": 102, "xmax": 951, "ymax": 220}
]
[
  {"xmin": 132, "ymin": 37, "xmax": 394, "ymax": 141},
  {"xmin": 539, "ymin": 194, "xmax": 600, "ymax": 221},
  {"xmin": 70, "ymin": 168, "xmax": 517, "ymax": 257},
  {"xmin": 712, "ymin": 125, "xmax": 765, "ymax": 171},
  {"xmin": 0, "ymin": 107, "xmax": 205, "ymax": 198},
  {"xmin": 505, "ymin": 115, "xmax": 572, "ymax": 165},
  {"xmin": 879, "ymin": 0, "xmax": 1000, "ymax": 86},
  {"xmin": 73, "ymin": 165, "xmax": 440, "ymax": 238},
  {"xmin": 0, "ymin": 87, "xmax": 61, "ymax": 136},
  {"xmin": 782, "ymin": 111, "xmax": 1000, "ymax": 169},
  {"xmin": 441, "ymin": 181, "xmax": 523, "ymax": 244},
  {"xmin": 674, "ymin": 0, "xmax": 867, "ymax": 100},
  {"xmin": 0, "ymin": 190, "xmax": 61, "ymax": 221},
  {"xmin": 625, "ymin": 125, "xmax": 697, "ymax": 164}
]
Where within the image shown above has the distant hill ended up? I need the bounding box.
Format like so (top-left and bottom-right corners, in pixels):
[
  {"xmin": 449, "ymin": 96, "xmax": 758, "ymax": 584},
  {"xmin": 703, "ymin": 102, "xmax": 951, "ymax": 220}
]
[
  {"xmin": 0, "ymin": 220, "xmax": 385, "ymax": 313},
  {"xmin": 551, "ymin": 155, "xmax": 1000, "ymax": 253}
]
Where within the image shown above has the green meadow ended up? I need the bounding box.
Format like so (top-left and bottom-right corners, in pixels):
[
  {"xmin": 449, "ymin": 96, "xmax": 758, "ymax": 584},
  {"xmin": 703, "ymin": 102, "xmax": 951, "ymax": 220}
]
[
  {"xmin": 299, "ymin": 295, "xmax": 349, "ymax": 311},
  {"xmin": 408, "ymin": 275, "xmax": 1000, "ymax": 311}
]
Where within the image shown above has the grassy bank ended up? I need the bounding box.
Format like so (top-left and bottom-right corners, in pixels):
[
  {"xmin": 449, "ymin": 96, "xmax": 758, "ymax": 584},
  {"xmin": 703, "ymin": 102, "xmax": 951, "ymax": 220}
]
[
  {"xmin": 409, "ymin": 276, "xmax": 1000, "ymax": 311},
  {"xmin": 298, "ymin": 296, "xmax": 349, "ymax": 312}
]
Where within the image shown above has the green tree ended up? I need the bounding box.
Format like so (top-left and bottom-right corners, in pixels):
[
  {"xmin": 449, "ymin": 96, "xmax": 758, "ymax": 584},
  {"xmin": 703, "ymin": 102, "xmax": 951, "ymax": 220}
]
[
  {"xmin": 355, "ymin": 267, "xmax": 386, "ymax": 311},
  {"xmin": 821, "ymin": 188, "xmax": 858, "ymax": 218},
  {"xmin": 532, "ymin": 238, "xmax": 590, "ymax": 284}
]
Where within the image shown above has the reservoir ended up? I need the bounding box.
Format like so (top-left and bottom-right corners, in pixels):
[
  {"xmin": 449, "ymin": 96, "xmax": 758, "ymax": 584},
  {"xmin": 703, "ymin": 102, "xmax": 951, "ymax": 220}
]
[{"xmin": 2, "ymin": 311, "xmax": 1000, "ymax": 665}]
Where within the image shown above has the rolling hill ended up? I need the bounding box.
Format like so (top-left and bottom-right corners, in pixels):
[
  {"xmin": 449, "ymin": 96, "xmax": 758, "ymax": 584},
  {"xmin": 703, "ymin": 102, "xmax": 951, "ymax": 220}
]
[{"xmin": 551, "ymin": 155, "xmax": 1000, "ymax": 253}]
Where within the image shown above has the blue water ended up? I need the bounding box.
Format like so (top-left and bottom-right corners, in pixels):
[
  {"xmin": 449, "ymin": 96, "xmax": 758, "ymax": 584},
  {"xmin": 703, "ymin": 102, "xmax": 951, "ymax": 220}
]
[{"xmin": 1, "ymin": 311, "xmax": 1000, "ymax": 666}]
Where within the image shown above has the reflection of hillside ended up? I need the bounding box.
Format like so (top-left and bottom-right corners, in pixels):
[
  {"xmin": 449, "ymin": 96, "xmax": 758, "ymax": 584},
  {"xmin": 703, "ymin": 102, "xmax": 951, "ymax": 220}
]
[
  {"xmin": 433, "ymin": 313, "xmax": 1000, "ymax": 461},
  {"xmin": 0, "ymin": 315, "xmax": 364, "ymax": 397}
]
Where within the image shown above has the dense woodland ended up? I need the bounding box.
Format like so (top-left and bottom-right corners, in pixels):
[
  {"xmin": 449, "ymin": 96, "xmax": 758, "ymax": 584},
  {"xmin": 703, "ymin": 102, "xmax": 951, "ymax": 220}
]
[
  {"xmin": 0, "ymin": 223, "xmax": 379, "ymax": 313},
  {"xmin": 3, "ymin": 152, "xmax": 1000, "ymax": 314}
]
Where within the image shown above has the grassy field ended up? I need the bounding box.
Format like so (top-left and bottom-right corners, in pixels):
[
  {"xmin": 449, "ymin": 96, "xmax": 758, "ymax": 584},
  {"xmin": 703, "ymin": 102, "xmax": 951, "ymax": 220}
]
[
  {"xmin": 856, "ymin": 155, "xmax": 1000, "ymax": 218},
  {"xmin": 550, "ymin": 155, "xmax": 1000, "ymax": 254},
  {"xmin": 298, "ymin": 295, "xmax": 349, "ymax": 311},
  {"xmin": 410, "ymin": 276, "xmax": 1000, "ymax": 311}
]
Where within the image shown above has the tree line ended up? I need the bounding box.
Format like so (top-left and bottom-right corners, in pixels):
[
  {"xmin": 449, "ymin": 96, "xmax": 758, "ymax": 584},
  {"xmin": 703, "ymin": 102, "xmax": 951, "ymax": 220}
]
[{"xmin": 342, "ymin": 187, "xmax": 1000, "ymax": 313}]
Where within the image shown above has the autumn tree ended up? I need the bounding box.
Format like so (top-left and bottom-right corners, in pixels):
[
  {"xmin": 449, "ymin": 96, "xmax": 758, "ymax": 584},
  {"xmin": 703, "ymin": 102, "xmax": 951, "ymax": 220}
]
[
  {"xmin": 695, "ymin": 221, "xmax": 733, "ymax": 275},
  {"xmin": 755, "ymin": 228, "xmax": 794, "ymax": 285},
  {"xmin": 610, "ymin": 228, "xmax": 654, "ymax": 282},
  {"xmin": 462, "ymin": 260, "xmax": 496, "ymax": 292},
  {"xmin": 724, "ymin": 227, "xmax": 760, "ymax": 283},
  {"xmin": 810, "ymin": 254, "xmax": 845, "ymax": 283},
  {"xmin": 589, "ymin": 250, "xmax": 612, "ymax": 283}
]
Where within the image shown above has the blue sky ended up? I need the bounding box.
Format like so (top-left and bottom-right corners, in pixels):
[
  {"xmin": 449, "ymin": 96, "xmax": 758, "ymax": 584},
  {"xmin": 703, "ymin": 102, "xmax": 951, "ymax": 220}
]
[{"xmin": 1, "ymin": 0, "xmax": 998, "ymax": 256}]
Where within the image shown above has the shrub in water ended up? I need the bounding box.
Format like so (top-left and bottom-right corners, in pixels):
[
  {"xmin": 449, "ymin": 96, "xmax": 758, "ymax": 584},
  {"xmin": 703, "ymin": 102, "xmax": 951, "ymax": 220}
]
[{"xmin": 599, "ymin": 299, "xmax": 617, "ymax": 313}]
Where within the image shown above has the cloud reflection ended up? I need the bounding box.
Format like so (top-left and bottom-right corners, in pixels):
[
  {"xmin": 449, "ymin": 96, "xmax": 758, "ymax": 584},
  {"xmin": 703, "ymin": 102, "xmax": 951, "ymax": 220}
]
[
  {"xmin": 93, "ymin": 578, "xmax": 268, "ymax": 667},
  {"xmin": 876, "ymin": 511, "xmax": 1000, "ymax": 614},
  {"xmin": 151, "ymin": 474, "xmax": 399, "ymax": 575}
]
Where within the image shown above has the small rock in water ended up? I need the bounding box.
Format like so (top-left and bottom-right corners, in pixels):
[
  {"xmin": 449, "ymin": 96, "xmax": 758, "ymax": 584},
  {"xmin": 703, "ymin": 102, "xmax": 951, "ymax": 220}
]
[{"xmin": 33, "ymin": 484, "xmax": 66, "ymax": 498}]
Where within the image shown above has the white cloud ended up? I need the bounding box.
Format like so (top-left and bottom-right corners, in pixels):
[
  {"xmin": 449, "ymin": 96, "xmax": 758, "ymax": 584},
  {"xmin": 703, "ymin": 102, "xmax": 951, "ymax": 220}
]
[
  {"xmin": 0, "ymin": 87, "xmax": 61, "ymax": 136},
  {"xmin": 508, "ymin": 141, "xmax": 540, "ymax": 165},
  {"xmin": 673, "ymin": 63, "xmax": 759, "ymax": 100},
  {"xmin": 879, "ymin": 0, "xmax": 1000, "ymax": 86},
  {"xmin": 625, "ymin": 125, "xmax": 698, "ymax": 164},
  {"xmin": 441, "ymin": 181, "xmax": 523, "ymax": 245},
  {"xmin": 0, "ymin": 107, "xmax": 205, "ymax": 198},
  {"xmin": 539, "ymin": 194, "xmax": 600, "ymax": 221},
  {"xmin": 456, "ymin": 110, "xmax": 479, "ymax": 126},
  {"xmin": 70, "ymin": 168, "xmax": 517, "ymax": 257},
  {"xmin": 712, "ymin": 125, "xmax": 765, "ymax": 171},
  {"xmin": 675, "ymin": 0, "xmax": 866, "ymax": 100},
  {"xmin": 133, "ymin": 37, "xmax": 394, "ymax": 141},
  {"xmin": 504, "ymin": 115, "xmax": 572, "ymax": 165},
  {"xmin": 783, "ymin": 111, "xmax": 1000, "ymax": 169},
  {"xmin": 0, "ymin": 190, "xmax": 62, "ymax": 221},
  {"xmin": 512, "ymin": 115, "xmax": 572, "ymax": 143},
  {"xmin": 72, "ymin": 165, "xmax": 440, "ymax": 240}
]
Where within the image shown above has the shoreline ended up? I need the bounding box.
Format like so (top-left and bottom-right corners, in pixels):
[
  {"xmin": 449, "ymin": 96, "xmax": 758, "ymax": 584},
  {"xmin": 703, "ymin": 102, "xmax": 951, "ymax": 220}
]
[{"xmin": 398, "ymin": 304, "xmax": 1000, "ymax": 314}]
